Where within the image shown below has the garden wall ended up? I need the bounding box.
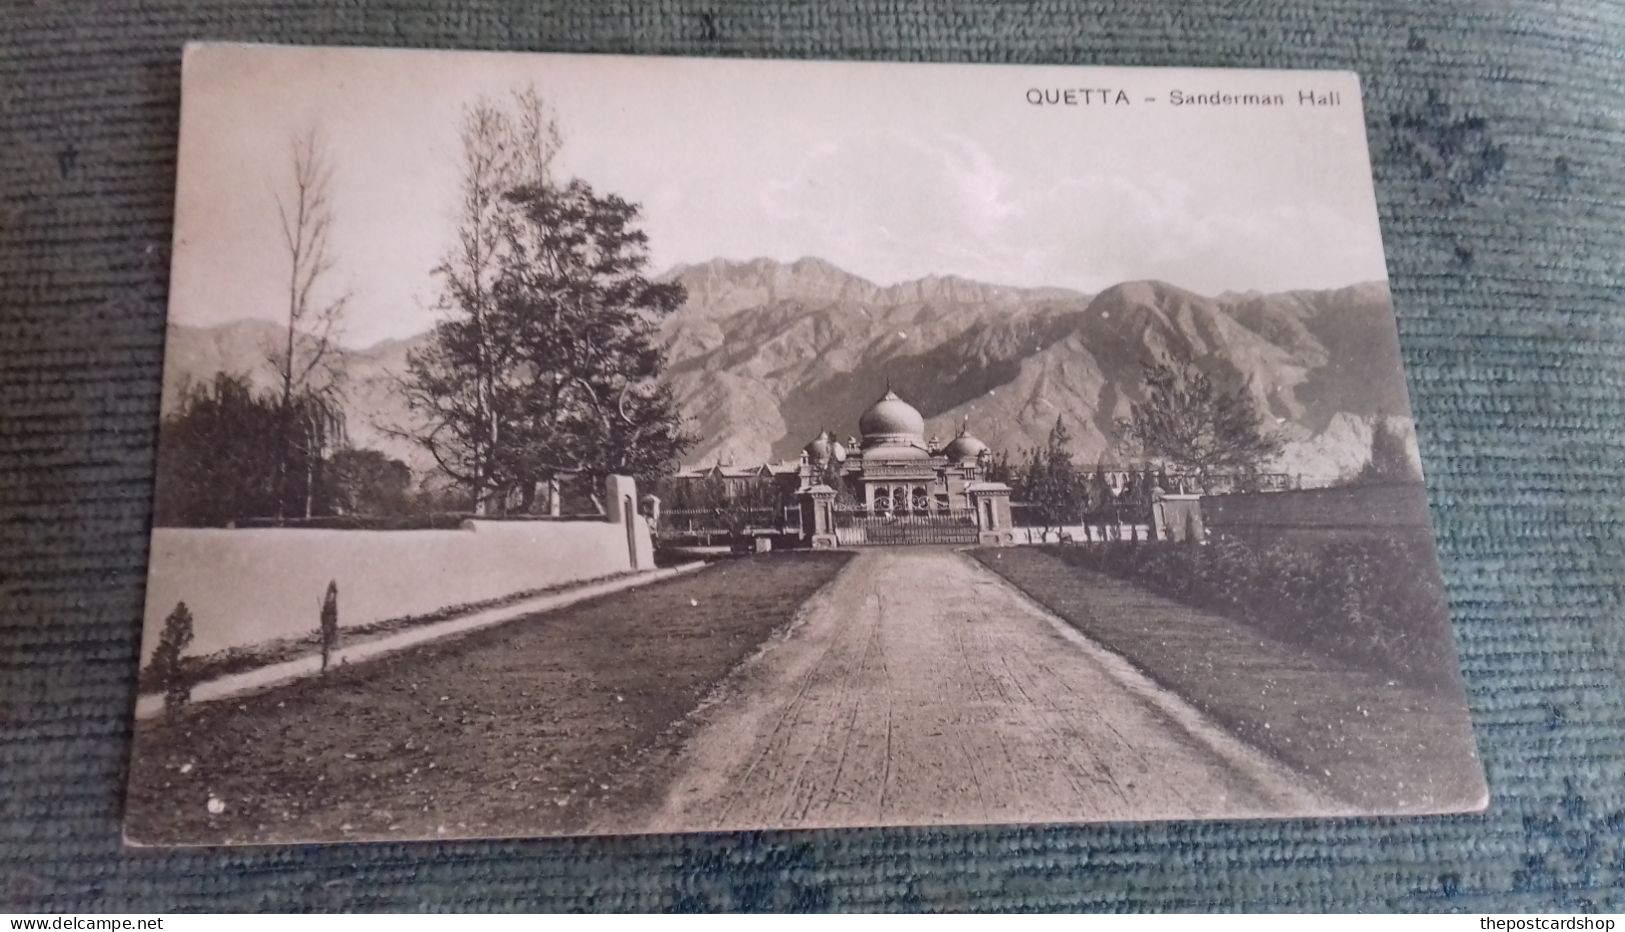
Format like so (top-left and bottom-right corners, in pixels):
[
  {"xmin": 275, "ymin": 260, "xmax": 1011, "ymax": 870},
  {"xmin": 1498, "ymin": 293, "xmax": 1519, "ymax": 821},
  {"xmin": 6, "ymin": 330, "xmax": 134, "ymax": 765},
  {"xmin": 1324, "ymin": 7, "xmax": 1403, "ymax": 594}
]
[
  {"xmin": 1203, "ymin": 482, "xmax": 1435, "ymax": 541},
  {"xmin": 140, "ymin": 516, "xmax": 653, "ymax": 663}
]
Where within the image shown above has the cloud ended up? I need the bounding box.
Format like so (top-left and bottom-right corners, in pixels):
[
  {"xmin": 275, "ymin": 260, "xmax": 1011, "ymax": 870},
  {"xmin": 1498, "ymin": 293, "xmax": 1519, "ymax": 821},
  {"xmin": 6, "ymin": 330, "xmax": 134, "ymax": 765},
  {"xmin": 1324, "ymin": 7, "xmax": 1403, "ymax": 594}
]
[{"xmin": 740, "ymin": 127, "xmax": 1378, "ymax": 297}]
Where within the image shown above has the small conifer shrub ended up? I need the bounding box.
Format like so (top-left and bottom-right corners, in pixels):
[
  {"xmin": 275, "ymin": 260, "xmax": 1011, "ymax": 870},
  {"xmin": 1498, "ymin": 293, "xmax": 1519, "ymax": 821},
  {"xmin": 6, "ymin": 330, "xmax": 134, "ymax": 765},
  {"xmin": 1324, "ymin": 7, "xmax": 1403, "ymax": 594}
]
[
  {"xmin": 152, "ymin": 602, "xmax": 195, "ymax": 709},
  {"xmin": 319, "ymin": 580, "xmax": 339, "ymax": 670}
]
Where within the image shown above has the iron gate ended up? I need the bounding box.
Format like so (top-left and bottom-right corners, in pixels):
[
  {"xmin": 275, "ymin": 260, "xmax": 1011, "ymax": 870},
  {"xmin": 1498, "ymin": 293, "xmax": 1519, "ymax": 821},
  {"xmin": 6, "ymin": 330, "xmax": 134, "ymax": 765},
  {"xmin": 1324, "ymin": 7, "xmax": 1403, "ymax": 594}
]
[{"xmin": 832, "ymin": 509, "xmax": 979, "ymax": 546}]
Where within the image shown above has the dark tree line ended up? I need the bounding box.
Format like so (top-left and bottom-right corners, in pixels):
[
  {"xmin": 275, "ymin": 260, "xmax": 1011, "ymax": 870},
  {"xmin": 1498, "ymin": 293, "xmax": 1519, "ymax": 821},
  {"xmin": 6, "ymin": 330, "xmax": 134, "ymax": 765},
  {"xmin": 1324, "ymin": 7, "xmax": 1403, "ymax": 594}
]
[
  {"xmin": 1007, "ymin": 418, "xmax": 1161, "ymax": 534},
  {"xmin": 154, "ymin": 374, "xmax": 413, "ymax": 526},
  {"xmin": 1006, "ymin": 356, "xmax": 1288, "ymax": 531}
]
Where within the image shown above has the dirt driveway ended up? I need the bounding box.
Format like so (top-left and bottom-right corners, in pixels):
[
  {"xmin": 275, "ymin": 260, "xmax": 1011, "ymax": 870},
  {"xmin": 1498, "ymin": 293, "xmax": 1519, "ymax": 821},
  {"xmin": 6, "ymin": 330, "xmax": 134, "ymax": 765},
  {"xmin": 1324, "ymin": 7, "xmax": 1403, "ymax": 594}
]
[{"xmin": 637, "ymin": 547, "xmax": 1342, "ymax": 833}]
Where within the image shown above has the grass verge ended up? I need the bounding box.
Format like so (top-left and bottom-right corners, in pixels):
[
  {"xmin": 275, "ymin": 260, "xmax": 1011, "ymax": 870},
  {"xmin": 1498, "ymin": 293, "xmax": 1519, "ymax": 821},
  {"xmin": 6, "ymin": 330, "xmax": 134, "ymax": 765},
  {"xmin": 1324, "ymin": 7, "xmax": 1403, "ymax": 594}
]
[
  {"xmin": 972, "ymin": 546, "xmax": 1484, "ymax": 813},
  {"xmin": 1012, "ymin": 535, "xmax": 1458, "ymax": 687},
  {"xmin": 126, "ymin": 551, "xmax": 852, "ymax": 845}
]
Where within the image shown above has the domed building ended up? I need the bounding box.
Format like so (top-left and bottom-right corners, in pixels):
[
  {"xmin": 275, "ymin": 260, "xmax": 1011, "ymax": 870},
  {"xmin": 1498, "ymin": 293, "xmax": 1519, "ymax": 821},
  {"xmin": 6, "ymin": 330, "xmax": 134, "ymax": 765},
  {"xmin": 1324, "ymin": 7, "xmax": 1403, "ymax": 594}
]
[{"xmin": 799, "ymin": 388, "xmax": 991, "ymax": 513}]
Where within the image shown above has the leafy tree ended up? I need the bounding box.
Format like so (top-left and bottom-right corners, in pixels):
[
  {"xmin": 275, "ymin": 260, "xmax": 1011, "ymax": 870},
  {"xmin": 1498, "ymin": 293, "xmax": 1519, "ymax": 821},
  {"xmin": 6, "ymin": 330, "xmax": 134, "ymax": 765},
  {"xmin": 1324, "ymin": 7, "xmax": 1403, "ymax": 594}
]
[
  {"xmin": 1084, "ymin": 460, "xmax": 1118, "ymax": 515},
  {"xmin": 816, "ymin": 458, "xmax": 860, "ymax": 506},
  {"xmin": 495, "ymin": 178, "xmax": 693, "ymax": 499},
  {"xmin": 1014, "ymin": 417, "xmax": 1087, "ymax": 536},
  {"xmin": 279, "ymin": 391, "xmax": 346, "ymax": 520},
  {"xmin": 982, "ymin": 449, "xmax": 1015, "ymax": 487},
  {"xmin": 154, "ymin": 374, "xmax": 284, "ymax": 526},
  {"xmin": 1119, "ymin": 356, "xmax": 1284, "ymax": 492},
  {"xmin": 1354, "ymin": 419, "xmax": 1420, "ymax": 484},
  {"xmin": 325, "ymin": 448, "xmax": 414, "ymax": 515},
  {"xmin": 156, "ymin": 372, "xmax": 367, "ymax": 525}
]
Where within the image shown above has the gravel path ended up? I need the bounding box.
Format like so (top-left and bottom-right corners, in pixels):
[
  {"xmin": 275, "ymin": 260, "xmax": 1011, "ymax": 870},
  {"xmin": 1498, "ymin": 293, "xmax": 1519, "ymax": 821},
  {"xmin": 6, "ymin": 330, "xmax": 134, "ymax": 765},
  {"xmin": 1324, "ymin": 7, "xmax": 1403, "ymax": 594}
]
[{"xmin": 639, "ymin": 547, "xmax": 1341, "ymax": 833}]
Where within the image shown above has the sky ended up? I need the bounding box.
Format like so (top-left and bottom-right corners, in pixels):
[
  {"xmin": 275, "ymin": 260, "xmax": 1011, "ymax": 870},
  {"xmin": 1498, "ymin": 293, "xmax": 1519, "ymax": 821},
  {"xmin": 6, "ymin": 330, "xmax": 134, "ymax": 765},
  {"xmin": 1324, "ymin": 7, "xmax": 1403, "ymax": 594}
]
[{"xmin": 171, "ymin": 45, "xmax": 1390, "ymax": 347}]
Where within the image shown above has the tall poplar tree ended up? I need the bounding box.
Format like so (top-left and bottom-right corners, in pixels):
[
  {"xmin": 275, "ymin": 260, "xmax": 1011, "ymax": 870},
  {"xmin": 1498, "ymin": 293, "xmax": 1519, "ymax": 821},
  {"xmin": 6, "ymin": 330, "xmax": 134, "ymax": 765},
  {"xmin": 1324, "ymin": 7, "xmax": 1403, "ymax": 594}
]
[
  {"xmin": 271, "ymin": 127, "xmax": 348, "ymax": 519},
  {"xmin": 402, "ymin": 88, "xmax": 560, "ymax": 512}
]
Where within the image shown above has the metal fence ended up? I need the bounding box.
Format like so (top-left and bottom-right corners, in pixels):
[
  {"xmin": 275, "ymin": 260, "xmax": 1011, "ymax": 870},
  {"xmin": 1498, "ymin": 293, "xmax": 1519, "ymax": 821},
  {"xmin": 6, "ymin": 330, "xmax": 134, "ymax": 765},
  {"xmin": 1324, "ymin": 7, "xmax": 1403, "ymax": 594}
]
[
  {"xmin": 1008, "ymin": 502, "xmax": 1153, "ymax": 528},
  {"xmin": 832, "ymin": 509, "xmax": 979, "ymax": 546},
  {"xmin": 1007, "ymin": 502, "xmax": 1158, "ymax": 544},
  {"xmin": 656, "ymin": 506, "xmax": 802, "ymax": 542}
]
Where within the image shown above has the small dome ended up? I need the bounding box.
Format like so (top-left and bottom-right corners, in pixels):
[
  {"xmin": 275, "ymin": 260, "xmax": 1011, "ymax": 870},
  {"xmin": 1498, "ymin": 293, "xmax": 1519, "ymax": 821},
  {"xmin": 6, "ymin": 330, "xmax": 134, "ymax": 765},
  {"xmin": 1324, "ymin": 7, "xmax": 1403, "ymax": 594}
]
[
  {"xmin": 803, "ymin": 430, "xmax": 833, "ymax": 463},
  {"xmin": 805, "ymin": 430, "xmax": 849, "ymax": 465},
  {"xmin": 943, "ymin": 434, "xmax": 989, "ymax": 462},
  {"xmin": 942, "ymin": 422, "xmax": 989, "ymax": 462},
  {"xmin": 858, "ymin": 389, "xmax": 926, "ymax": 443}
]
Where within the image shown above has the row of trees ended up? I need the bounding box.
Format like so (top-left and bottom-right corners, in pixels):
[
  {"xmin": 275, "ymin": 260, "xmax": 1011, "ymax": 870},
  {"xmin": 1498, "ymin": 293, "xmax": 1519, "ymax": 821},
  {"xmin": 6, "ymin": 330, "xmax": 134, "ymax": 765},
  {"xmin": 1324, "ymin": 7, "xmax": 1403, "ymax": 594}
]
[
  {"xmin": 160, "ymin": 88, "xmax": 694, "ymax": 525},
  {"xmin": 157, "ymin": 124, "xmax": 391, "ymax": 527},
  {"xmin": 996, "ymin": 357, "xmax": 1285, "ymax": 530},
  {"xmin": 153, "ymin": 374, "xmax": 416, "ymax": 526},
  {"xmin": 999, "ymin": 358, "xmax": 1418, "ymax": 532}
]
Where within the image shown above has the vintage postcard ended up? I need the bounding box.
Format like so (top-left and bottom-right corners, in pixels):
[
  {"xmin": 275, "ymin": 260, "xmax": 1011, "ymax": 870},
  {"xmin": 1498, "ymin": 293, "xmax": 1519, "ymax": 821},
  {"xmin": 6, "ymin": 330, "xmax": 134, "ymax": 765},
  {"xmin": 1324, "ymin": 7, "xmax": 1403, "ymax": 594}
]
[{"xmin": 128, "ymin": 43, "xmax": 1486, "ymax": 846}]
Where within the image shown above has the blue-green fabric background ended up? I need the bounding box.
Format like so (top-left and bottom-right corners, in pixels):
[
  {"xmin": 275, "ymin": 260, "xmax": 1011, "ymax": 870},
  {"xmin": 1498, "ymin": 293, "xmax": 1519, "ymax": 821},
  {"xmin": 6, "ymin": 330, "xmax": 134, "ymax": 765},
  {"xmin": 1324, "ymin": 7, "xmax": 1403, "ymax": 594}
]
[{"xmin": 2, "ymin": 0, "xmax": 1622, "ymax": 912}]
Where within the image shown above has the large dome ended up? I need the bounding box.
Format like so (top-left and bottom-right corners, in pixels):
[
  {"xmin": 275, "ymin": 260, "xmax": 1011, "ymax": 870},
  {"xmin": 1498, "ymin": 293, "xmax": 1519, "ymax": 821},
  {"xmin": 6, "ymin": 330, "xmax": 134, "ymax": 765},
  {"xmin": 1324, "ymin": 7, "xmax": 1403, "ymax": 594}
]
[{"xmin": 858, "ymin": 389, "xmax": 926, "ymax": 444}]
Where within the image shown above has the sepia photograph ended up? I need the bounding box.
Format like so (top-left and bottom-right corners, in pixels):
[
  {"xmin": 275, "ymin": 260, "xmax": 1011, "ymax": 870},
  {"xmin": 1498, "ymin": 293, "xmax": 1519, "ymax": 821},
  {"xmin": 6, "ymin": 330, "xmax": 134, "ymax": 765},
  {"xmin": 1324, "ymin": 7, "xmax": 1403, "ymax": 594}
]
[{"xmin": 126, "ymin": 43, "xmax": 1486, "ymax": 846}]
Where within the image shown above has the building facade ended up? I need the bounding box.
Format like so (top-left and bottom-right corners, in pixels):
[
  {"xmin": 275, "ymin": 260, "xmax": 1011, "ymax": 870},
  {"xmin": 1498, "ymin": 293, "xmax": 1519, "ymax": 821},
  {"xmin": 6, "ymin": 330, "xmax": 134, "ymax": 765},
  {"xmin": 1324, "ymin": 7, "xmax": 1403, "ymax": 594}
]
[
  {"xmin": 798, "ymin": 389, "xmax": 991, "ymax": 513},
  {"xmin": 669, "ymin": 389, "xmax": 993, "ymax": 514}
]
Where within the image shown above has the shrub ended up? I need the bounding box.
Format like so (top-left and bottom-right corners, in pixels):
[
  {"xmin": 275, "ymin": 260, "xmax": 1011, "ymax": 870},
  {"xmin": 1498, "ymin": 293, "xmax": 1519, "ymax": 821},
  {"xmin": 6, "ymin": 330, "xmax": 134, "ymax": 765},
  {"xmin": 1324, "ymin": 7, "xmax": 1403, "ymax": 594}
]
[
  {"xmin": 319, "ymin": 580, "xmax": 339, "ymax": 671},
  {"xmin": 1042, "ymin": 534, "xmax": 1453, "ymax": 686},
  {"xmin": 151, "ymin": 601, "xmax": 195, "ymax": 709}
]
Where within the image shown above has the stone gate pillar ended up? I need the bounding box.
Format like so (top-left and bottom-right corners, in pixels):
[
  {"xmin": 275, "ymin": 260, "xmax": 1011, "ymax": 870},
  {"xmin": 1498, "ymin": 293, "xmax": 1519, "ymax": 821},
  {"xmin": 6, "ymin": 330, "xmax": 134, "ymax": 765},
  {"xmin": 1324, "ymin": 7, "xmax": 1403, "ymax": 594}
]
[
  {"xmin": 967, "ymin": 482, "xmax": 1015, "ymax": 546},
  {"xmin": 799, "ymin": 483, "xmax": 839, "ymax": 550},
  {"xmin": 1153, "ymin": 493, "xmax": 1205, "ymax": 543},
  {"xmin": 604, "ymin": 474, "xmax": 643, "ymax": 569}
]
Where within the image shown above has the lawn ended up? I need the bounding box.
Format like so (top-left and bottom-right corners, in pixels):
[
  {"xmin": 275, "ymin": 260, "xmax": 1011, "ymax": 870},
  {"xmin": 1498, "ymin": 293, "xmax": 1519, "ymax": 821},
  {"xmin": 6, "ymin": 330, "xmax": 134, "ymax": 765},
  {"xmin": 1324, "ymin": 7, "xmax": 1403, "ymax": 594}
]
[
  {"xmin": 125, "ymin": 551, "xmax": 852, "ymax": 845},
  {"xmin": 972, "ymin": 546, "xmax": 1484, "ymax": 812},
  {"xmin": 1018, "ymin": 535, "xmax": 1460, "ymax": 687}
]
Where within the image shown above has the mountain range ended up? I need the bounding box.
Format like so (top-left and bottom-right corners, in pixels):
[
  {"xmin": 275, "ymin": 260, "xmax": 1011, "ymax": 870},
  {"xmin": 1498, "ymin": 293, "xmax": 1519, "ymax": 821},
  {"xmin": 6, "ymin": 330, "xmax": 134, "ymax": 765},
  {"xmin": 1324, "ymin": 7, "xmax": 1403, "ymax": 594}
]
[{"xmin": 159, "ymin": 256, "xmax": 1421, "ymax": 484}]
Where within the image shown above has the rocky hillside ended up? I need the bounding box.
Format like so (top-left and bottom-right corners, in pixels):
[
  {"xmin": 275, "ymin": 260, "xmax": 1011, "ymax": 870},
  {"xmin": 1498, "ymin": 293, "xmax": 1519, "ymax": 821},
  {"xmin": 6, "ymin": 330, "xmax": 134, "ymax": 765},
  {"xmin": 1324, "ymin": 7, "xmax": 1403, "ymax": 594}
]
[{"xmin": 160, "ymin": 257, "xmax": 1421, "ymax": 484}]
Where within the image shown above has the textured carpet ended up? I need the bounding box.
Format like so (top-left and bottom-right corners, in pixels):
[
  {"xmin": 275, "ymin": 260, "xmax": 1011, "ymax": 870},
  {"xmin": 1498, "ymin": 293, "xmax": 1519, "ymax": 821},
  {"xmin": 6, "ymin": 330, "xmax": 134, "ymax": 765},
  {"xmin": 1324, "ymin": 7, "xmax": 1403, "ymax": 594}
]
[{"xmin": 2, "ymin": 0, "xmax": 1622, "ymax": 913}]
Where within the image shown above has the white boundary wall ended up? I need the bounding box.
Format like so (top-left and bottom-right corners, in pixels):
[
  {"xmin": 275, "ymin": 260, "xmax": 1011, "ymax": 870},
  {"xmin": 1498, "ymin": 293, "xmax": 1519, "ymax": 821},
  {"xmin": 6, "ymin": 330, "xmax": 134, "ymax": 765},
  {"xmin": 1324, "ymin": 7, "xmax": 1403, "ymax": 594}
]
[{"xmin": 140, "ymin": 516, "xmax": 652, "ymax": 664}]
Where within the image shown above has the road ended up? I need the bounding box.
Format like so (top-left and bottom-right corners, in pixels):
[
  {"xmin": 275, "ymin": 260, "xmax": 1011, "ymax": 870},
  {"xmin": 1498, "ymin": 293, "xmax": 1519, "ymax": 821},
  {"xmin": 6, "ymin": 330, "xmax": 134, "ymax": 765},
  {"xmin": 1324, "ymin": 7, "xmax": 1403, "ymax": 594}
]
[{"xmin": 639, "ymin": 547, "xmax": 1341, "ymax": 832}]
